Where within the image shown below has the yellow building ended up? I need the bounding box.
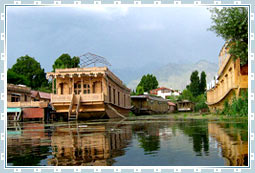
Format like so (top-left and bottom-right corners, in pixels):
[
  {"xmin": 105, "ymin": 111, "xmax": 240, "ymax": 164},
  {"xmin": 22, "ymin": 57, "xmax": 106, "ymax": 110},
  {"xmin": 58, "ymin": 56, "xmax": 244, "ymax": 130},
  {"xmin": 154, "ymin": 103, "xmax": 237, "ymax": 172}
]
[
  {"xmin": 206, "ymin": 42, "xmax": 248, "ymax": 112},
  {"xmin": 46, "ymin": 67, "xmax": 131, "ymax": 120}
]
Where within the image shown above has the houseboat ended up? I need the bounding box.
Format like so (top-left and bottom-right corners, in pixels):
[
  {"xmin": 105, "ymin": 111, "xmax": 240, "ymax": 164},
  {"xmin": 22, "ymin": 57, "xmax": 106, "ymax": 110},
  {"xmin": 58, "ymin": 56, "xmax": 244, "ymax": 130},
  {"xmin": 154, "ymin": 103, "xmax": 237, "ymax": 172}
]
[
  {"xmin": 131, "ymin": 95, "xmax": 169, "ymax": 115},
  {"xmin": 7, "ymin": 84, "xmax": 49, "ymax": 121},
  {"xmin": 177, "ymin": 100, "xmax": 194, "ymax": 112},
  {"xmin": 206, "ymin": 42, "xmax": 248, "ymax": 112},
  {"xmin": 46, "ymin": 67, "xmax": 131, "ymax": 120}
]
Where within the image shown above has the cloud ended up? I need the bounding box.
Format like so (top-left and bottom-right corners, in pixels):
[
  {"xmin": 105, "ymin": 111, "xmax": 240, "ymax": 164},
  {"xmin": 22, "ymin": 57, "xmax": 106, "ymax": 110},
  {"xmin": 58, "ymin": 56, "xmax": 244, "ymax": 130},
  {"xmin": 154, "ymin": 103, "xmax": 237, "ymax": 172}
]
[
  {"xmin": 75, "ymin": 6, "xmax": 129, "ymax": 20},
  {"xmin": 137, "ymin": 23, "xmax": 165, "ymax": 31}
]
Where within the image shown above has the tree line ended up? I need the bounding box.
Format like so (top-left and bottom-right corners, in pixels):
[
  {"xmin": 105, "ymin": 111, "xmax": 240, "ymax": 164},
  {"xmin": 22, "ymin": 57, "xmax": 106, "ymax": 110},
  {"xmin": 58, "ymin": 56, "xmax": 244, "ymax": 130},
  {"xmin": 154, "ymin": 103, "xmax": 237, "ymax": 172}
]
[{"xmin": 7, "ymin": 54, "xmax": 80, "ymax": 92}]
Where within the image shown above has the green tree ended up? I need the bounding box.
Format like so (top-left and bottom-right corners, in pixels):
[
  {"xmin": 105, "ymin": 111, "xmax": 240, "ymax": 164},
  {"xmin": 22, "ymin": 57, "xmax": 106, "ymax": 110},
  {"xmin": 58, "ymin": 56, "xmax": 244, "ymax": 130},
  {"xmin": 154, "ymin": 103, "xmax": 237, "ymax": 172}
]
[
  {"xmin": 71, "ymin": 56, "xmax": 80, "ymax": 68},
  {"xmin": 10, "ymin": 55, "xmax": 48, "ymax": 89},
  {"xmin": 199, "ymin": 71, "xmax": 207, "ymax": 95},
  {"xmin": 7, "ymin": 69, "xmax": 30, "ymax": 86},
  {"xmin": 136, "ymin": 85, "xmax": 144, "ymax": 95},
  {"xmin": 179, "ymin": 89, "xmax": 194, "ymax": 102},
  {"xmin": 52, "ymin": 53, "xmax": 80, "ymax": 72},
  {"xmin": 188, "ymin": 71, "xmax": 200, "ymax": 97},
  {"xmin": 209, "ymin": 7, "xmax": 248, "ymax": 65},
  {"xmin": 137, "ymin": 74, "xmax": 158, "ymax": 92}
]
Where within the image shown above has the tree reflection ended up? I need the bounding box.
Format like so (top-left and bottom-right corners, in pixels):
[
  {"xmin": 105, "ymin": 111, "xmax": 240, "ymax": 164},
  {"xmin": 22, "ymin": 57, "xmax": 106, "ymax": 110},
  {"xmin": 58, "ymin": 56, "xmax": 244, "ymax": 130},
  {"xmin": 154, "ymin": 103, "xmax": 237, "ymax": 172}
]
[
  {"xmin": 138, "ymin": 135, "xmax": 160, "ymax": 155},
  {"xmin": 133, "ymin": 123, "xmax": 160, "ymax": 155},
  {"xmin": 177, "ymin": 120, "xmax": 209, "ymax": 156}
]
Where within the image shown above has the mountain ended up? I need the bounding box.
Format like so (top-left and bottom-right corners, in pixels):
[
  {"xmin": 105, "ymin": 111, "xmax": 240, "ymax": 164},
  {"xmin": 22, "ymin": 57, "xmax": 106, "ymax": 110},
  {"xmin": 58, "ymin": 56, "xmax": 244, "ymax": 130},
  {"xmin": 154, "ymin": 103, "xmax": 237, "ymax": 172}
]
[{"xmin": 118, "ymin": 60, "xmax": 218, "ymax": 91}]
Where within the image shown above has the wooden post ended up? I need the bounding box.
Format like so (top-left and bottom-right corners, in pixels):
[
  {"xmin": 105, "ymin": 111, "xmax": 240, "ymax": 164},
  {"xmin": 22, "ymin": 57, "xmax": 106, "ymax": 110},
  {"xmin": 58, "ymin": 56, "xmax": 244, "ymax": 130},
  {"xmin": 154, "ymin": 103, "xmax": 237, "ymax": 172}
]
[
  {"xmin": 89, "ymin": 77, "xmax": 92, "ymax": 93},
  {"xmin": 72, "ymin": 76, "xmax": 74, "ymax": 94},
  {"xmin": 81, "ymin": 76, "xmax": 84, "ymax": 95},
  {"xmin": 52, "ymin": 76, "xmax": 55, "ymax": 94}
]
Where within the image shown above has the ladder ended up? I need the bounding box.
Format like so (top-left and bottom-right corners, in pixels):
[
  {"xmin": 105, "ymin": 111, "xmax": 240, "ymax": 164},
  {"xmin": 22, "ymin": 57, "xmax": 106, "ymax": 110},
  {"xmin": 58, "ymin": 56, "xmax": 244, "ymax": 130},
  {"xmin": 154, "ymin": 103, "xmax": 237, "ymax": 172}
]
[{"xmin": 68, "ymin": 94, "xmax": 81, "ymax": 121}]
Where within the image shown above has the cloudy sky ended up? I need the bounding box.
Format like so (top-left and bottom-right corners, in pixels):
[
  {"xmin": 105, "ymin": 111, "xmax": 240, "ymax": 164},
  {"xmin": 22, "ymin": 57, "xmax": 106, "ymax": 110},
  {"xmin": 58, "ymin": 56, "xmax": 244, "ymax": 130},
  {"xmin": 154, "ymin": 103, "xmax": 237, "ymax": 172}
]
[{"xmin": 7, "ymin": 6, "xmax": 225, "ymax": 73}]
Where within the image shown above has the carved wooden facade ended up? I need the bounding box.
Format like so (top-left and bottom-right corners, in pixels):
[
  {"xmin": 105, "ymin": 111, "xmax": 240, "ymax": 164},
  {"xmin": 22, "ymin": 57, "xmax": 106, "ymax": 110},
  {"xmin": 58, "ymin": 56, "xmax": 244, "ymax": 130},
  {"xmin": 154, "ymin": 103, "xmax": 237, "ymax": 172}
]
[{"xmin": 47, "ymin": 67, "xmax": 131, "ymax": 119}]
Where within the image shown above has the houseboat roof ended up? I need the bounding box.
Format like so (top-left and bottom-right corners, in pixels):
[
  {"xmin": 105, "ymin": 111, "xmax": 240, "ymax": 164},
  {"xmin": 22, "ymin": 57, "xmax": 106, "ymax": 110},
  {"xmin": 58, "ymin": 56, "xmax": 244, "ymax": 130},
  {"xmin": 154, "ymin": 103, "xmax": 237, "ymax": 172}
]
[
  {"xmin": 131, "ymin": 95, "xmax": 168, "ymax": 102},
  {"xmin": 167, "ymin": 102, "xmax": 176, "ymax": 106},
  {"xmin": 177, "ymin": 100, "xmax": 194, "ymax": 103},
  {"xmin": 47, "ymin": 67, "xmax": 130, "ymax": 91},
  {"xmin": 31, "ymin": 90, "xmax": 51, "ymax": 100},
  {"xmin": 7, "ymin": 83, "xmax": 31, "ymax": 94}
]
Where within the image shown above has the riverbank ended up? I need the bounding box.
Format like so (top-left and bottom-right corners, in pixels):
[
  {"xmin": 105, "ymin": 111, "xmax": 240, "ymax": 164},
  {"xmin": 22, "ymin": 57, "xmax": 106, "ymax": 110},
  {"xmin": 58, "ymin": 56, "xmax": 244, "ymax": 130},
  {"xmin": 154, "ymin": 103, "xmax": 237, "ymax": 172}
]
[{"xmin": 128, "ymin": 112, "xmax": 248, "ymax": 121}]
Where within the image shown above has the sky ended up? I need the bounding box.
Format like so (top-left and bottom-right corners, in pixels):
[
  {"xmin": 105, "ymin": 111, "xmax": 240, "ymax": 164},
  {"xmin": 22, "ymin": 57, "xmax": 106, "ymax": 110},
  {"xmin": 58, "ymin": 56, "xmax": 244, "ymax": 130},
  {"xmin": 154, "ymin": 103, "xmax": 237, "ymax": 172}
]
[{"xmin": 7, "ymin": 6, "xmax": 225, "ymax": 73}]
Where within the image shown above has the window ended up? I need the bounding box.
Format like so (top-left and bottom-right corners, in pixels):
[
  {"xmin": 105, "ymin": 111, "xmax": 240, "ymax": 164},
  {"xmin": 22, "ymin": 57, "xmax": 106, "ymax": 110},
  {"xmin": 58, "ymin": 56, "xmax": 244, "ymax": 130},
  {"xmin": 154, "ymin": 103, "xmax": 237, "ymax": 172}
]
[
  {"xmin": 113, "ymin": 89, "xmax": 116, "ymax": 104},
  {"xmin": 124, "ymin": 94, "xmax": 126, "ymax": 107},
  {"xmin": 11, "ymin": 94, "xmax": 20, "ymax": 102},
  {"xmin": 74, "ymin": 82, "xmax": 82, "ymax": 95},
  {"xmin": 24, "ymin": 95, "xmax": 27, "ymax": 101},
  {"xmin": 83, "ymin": 84, "xmax": 90, "ymax": 94},
  {"xmin": 118, "ymin": 91, "xmax": 120, "ymax": 106},
  {"xmin": 109, "ymin": 86, "xmax": 112, "ymax": 102}
]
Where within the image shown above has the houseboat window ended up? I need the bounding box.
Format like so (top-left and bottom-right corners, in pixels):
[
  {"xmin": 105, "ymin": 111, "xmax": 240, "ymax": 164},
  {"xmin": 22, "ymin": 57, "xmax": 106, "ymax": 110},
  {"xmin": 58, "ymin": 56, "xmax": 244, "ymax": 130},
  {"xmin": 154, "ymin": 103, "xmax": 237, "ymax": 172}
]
[
  {"xmin": 83, "ymin": 84, "xmax": 90, "ymax": 94},
  {"xmin": 124, "ymin": 94, "xmax": 126, "ymax": 107},
  {"xmin": 113, "ymin": 89, "xmax": 116, "ymax": 104},
  {"xmin": 74, "ymin": 82, "xmax": 82, "ymax": 95},
  {"xmin": 109, "ymin": 86, "xmax": 112, "ymax": 103},
  {"xmin": 11, "ymin": 94, "xmax": 20, "ymax": 102},
  {"xmin": 118, "ymin": 91, "xmax": 120, "ymax": 106},
  {"xmin": 24, "ymin": 95, "xmax": 27, "ymax": 101}
]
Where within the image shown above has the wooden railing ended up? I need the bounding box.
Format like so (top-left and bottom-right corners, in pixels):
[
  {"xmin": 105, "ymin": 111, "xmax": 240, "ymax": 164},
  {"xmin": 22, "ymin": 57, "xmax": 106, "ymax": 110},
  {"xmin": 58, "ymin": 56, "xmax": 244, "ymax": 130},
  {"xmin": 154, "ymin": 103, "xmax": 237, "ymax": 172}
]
[
  {"xmin": 51, "ymin": 94, "xmax": 73, "ymax": 103},
  {"xmin": 8, "ymin": 101, "xmax": 48, "ymax": 108},
  {"xmin": 80, "ymin": 93, "xmax": 104, "ymax": 102},
  {"xmin": 51, "ymin": 93, "xmax": 104, "ymax": 103}
]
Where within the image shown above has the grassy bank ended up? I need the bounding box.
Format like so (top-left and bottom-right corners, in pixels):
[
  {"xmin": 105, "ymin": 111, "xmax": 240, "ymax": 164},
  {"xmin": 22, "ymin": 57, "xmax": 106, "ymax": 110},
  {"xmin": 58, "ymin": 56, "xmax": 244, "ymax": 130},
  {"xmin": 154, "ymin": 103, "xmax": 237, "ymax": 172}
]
[{"xmin": 128, "ymin": 112, "xmax": 248, "ymax": 121}]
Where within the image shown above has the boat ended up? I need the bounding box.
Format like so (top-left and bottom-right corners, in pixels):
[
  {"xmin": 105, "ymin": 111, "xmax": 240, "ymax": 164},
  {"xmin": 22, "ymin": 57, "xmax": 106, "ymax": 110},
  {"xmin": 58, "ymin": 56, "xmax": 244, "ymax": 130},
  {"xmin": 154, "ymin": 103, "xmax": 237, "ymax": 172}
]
[
  {"xmin": 46, "ymin": 67, "xmax": 131, "ymax": 120},
  {"xmin": 130, "ymin": 95, "xmax": 169, "ymax": 115},
  {"xmin": 177, "ymin": 100, "xmax": 194, "ymax": 112}
]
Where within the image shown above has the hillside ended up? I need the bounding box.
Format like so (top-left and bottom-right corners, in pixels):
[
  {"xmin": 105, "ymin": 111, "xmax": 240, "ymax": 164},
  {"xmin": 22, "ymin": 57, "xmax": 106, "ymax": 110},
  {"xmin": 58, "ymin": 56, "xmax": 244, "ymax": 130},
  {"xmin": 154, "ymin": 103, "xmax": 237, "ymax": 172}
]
[{"xmin": 113, "ymin": 60, "xmax": 218, "ymax": 91}]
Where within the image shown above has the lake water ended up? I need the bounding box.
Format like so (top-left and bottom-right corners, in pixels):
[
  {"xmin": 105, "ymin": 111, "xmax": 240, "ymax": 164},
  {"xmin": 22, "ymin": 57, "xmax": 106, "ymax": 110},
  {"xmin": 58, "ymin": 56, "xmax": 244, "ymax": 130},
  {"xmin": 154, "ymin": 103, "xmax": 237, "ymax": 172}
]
[{"xmin": 7, "ymin": 116, "xmax": 248, "ymax": 166}]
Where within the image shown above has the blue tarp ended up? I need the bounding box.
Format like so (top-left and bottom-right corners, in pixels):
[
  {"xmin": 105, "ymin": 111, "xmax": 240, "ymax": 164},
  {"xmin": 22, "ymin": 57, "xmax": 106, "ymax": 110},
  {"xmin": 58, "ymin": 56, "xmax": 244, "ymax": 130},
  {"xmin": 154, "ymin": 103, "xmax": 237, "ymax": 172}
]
[{"xmin": 7, "ymin": 108, "xmax": 21, "ymax": 113}]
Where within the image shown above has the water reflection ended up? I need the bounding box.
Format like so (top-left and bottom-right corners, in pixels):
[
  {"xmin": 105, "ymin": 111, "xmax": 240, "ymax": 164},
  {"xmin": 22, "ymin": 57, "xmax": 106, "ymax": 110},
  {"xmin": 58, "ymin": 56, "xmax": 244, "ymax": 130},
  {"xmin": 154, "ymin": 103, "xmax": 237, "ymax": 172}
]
[
  {"xmin": 177, "ymin": 120, "xmax": 209, "ymax": 156},
  {"xmin": 49, "ymin": 122, "xmax": 132, "ymax": 166},
  {"xmin": 208, "ymin": 123, "xmax": 248, "ymax": 166},
  {"xmin": 133, "ymin": 124, "xmax": 160, "ymax": 155},
  {"xmin": 7, "ymin": 118, "xmax": 248, "ymax": 166},
  {"xmin": 7, "ymin": 122, "xmax": 51, "ymax": 166}
]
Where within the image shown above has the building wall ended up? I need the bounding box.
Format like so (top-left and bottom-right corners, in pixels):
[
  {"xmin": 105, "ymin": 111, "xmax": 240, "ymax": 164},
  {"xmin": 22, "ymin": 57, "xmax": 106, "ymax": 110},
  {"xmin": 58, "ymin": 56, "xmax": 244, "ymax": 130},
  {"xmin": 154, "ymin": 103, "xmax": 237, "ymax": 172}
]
[
  {"xmin": 132, "ymin": 98, "xmax": 168, "ymax": 113},
  {"xmin": 147, "ymin": 100, "xmax": 168, "ymax": 113},
  {"xmin": 207, "ymin": 45, "xmax": 248, "ymax": 112},
  {"xmin": 56, "ymin": 76, "xmax": 104, "ymax": 95},
  {"xmin": 7, "ymin": 92, "xmax": 31, "ymax": 102},
  {"xmin": 106, "ymin": 77, "xmax": 131, "ymax": 109}
]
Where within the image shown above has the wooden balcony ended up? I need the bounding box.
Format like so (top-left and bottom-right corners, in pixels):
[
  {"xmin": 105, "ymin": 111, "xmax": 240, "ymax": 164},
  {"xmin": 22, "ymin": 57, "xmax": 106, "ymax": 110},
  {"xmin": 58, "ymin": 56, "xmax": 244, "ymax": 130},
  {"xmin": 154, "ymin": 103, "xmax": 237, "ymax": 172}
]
[
  {"xmin": 51, "ymin": 93, "xmax": 104, "ymax": 104},
  {"xmin": 7, "ymin": 101, "xmax": 48, "ymax": 108},
  {"xmin": 51, "ymin": 94, "xmax": 73, "ymax": 103}
]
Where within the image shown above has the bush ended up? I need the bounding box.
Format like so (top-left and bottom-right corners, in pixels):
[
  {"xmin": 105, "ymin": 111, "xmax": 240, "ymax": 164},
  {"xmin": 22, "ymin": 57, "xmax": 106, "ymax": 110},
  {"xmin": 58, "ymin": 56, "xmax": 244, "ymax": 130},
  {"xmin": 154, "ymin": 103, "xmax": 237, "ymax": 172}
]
[
  {"xmin": 221, "ymin": 90, "xmax": 248, "ymax": 117},
  {"xmin": 222, "ymin": 100, "xmax": 230, "ymax": 115},
  {"xmin": 194, "ymin": 94, "xmax": 209, "ymax": 112}
]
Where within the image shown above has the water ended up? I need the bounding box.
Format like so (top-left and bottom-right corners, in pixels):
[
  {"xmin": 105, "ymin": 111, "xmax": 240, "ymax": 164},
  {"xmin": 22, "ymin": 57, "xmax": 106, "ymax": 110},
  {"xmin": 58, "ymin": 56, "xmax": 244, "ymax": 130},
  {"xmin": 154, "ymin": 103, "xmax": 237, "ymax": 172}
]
[{"xmin": 7, "ymin": 116, "xmax": 248, "ymax": 166}]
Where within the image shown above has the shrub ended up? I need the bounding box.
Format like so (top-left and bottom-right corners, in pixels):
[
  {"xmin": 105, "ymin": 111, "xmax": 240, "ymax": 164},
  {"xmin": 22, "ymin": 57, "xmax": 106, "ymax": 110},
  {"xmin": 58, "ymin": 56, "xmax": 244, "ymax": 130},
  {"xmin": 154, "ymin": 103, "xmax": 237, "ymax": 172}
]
[
  {"xmin": 221, "ymin": 90, "xmax": 248, "ymax": 117},
  {"xmin": 194, "ymin": 94, "xmax": 209, "ymax": 112}
]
